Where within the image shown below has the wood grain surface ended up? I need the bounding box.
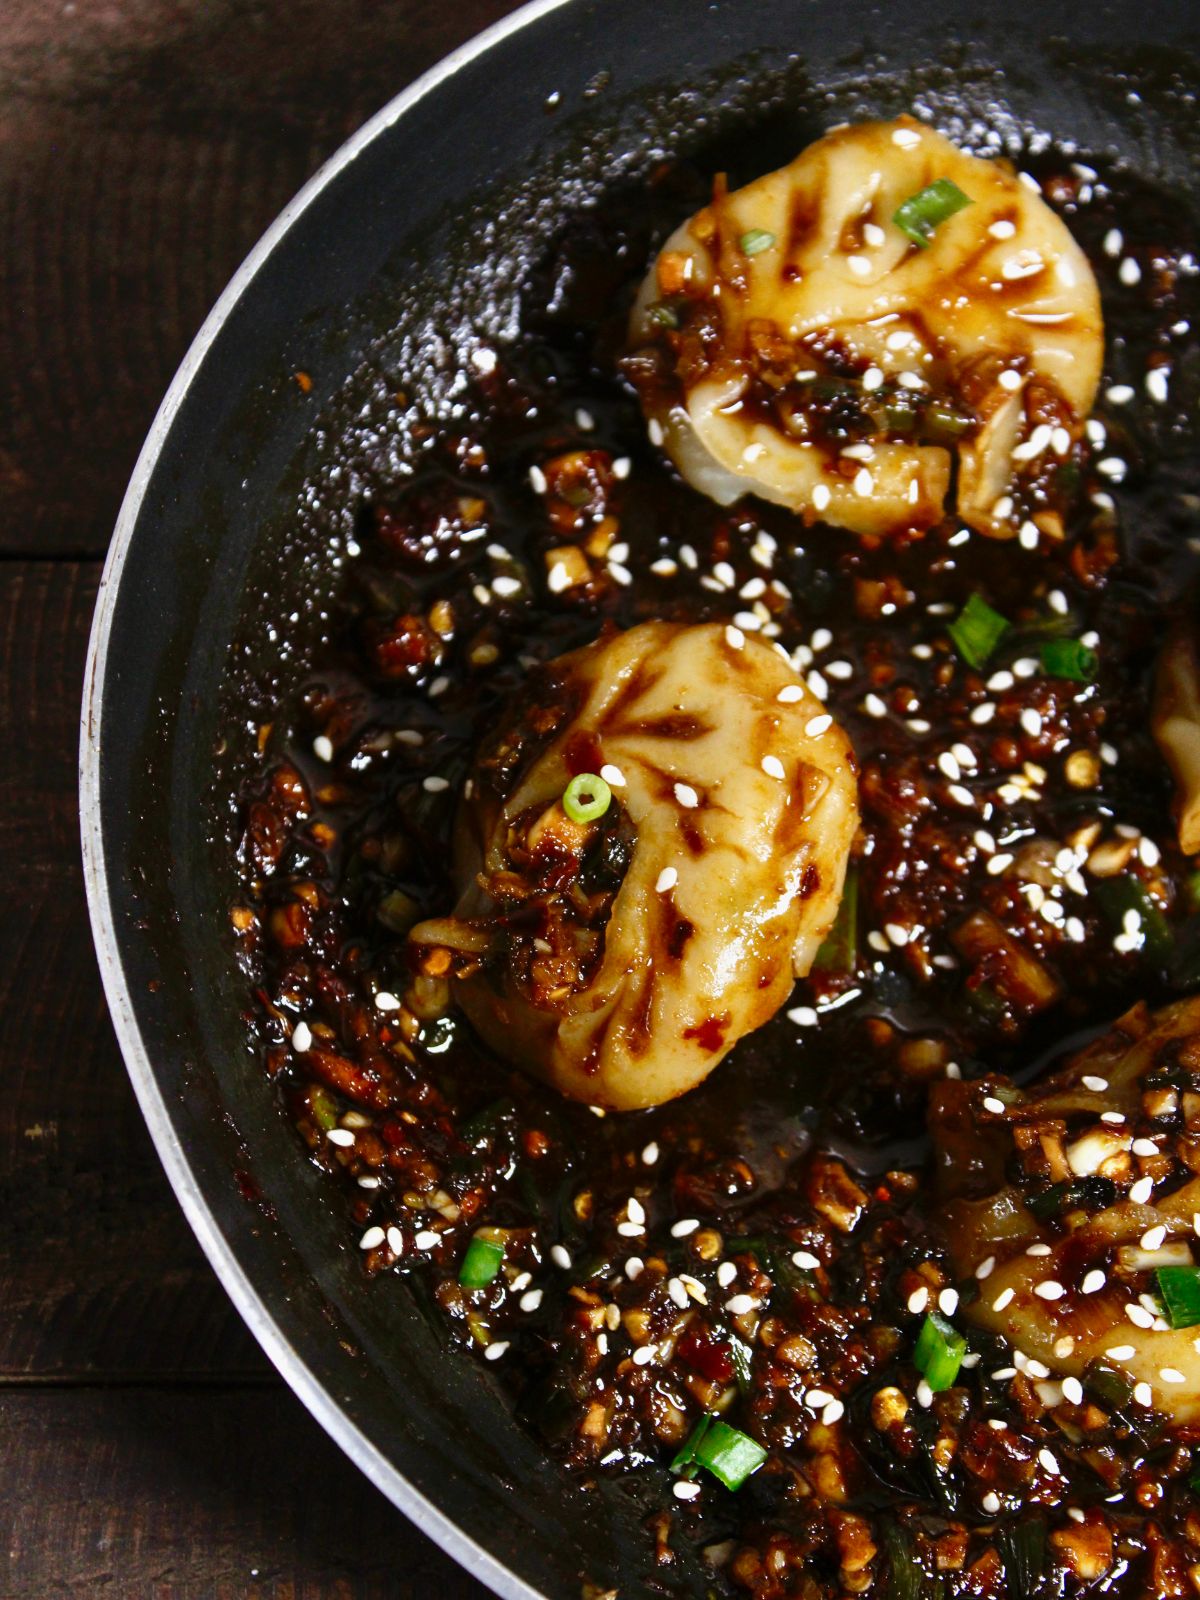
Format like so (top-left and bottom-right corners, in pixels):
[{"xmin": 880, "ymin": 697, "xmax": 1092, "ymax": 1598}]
[{"xmin": 1, "ymin": 2, "xmax": 526, "ymax": 1594}]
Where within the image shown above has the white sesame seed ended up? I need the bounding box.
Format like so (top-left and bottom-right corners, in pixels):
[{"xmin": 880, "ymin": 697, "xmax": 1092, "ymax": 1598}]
[
  {"xmin": 970, "ymin": 702, "xmax": 997, "ymax": 726},
  {"xmin": 327, "ymin": 1128, "xmax": 356, "ymax": 1148},
  {"xmin": 1097, "ymin": 456, "xmax": 1127, "ymax": 481},
  {"xmin": 998, "ymin": 368, "xmax": 1023, "ymax": 392},
  {"xmin": 976, "ymin": 1256, "xmax": 996, "ymax": 1280},
  {"xmin": 852, "ymin": 467, "xmax": 874, "ymax": 497},
  {"xmin": 672, "ymin": 1218, "xmax": 700, "ymax": 1238},
  {"xmin": 822, "ymin": 1398, "xmax": 845, "ymax": 1425},
  {"xmin": 812, "ymin": 483, "xmax": 832, "ymax": 512},
  {"xmin": 625, "ymin": 1257, "xmax": 644, "ymax": 1280},
  {"xmin": 423, "ymin": 775, "xmax": 450, "ymax": 794},
  {"xmin": 626, "ymin": 1197, "xmax": 646, "ymax": 1226},
  {"xmin": 1141, "ymin": 1225, "xmax": 1167, "ymax": 1251},
  {"xmin": 788, "ymin": 1006, "xmax": 819, "ymax": 1027},
  {"xmin": 519, "ymin": 1288, "xmax": 543, "ymax": 1313},
  {"xmin": 864, "ymin": 693, "xmax": 888, "ymax": 718},
  {"xmin": 359, "ymin": 1226, "xmax": 385, "ymax": 1250},
  {"xmin": 598, "ymin": 764, "xmax": 626, "ymax": 791},
  {"xmin": 805, "ymin": 1388, "xmax": 834, "ymax": 1410},
  {"xmin": 1129, "ymin": 1176, "xmax": 1154, "ymax": 1205},
  {"xmin": 291, "ymin": 1021, "xmax": 313, "ymax": 1054},
  {"xmin": 374, "ymin": 991, "xmax": 401, "ymax": 1012},
  {"xmin": 981, "ymin": 1490, "xmax": 1001, "ymax": 1513},
  {"xmin": 668, "ymin": 1277, "xmax": 690, "ymax": 1310},
  {"xmin": 415, "ymin": 1229, "xmax": 440, "ymax": 1250},
  {"xmin": 485, "ymin": 1340, "xmax": 511, "ymax": 1362},
  {"xmin": 1081, "ymin": 1269, "xmax": 1107, "ymax": 1294},
  {"xmin": 1038, "ymin": 1448, "xmax": 1061, "ymax": 1475},
  {"xmin": 528, "ymin": 465, "xmax": 548, "ymax": 494},
  {"xmin": 673, "ymin": 1479, "xmax": 700, "ymax": 1500},
  {"xmin": 642, "ymin": 1142, "xmax": 659, "ymax": 1166},
  {"xmin": 983, "ymin": 1096, "xmax": 1006, "ymax": 1115},
  {"xmin": 1020, "ymin": 708, "xmax": 1043, "ymax": 738},
  {"xmin": 673, "ymin": 782, "xmax": 699, "ymax": 809},
  {"xmin": 939, "ymin": 1288, "xmax": 959, "ymax": 1315},
  {"xmin": 916, "ymin": 1379, "xmax": 934, "ymax": 1408},
  {"xmin": 992, "ymin": 1287, "xmax": 1015, "ymax": 1312},
  {"xmin": 357, "ymin": 1174, "xmax": 380, "ymax": 1189},
  {"xmin": 1026, "ymin": 1244, "xmax": 1052, "ymax": 1257},
  {"xmin": 1100, "ymin": 1111, "xmax": 1126, "ymax": 1125},
  {"xmin": 725, "ymin": 624, "xmax": 745, "ymax": 650},
  {"xmin": 948, "ymin": 784, "xmax": 975, "ymax": 808},
  {"xmin": 647, "ymin": 418, "xmax": 665, "ymax": 447},
  {"xmin": 655, "ymin": 866, "xmax": 678, "ymax": 894},
  {"xmin": 1131, "ymin": 1138, "xmax": 1158, "ymax": 1158},
  {"xmin": 761, "ymin": 755, "xmax": 786, "ymax": 780},
  {"xmin": 907, "ymin": 1286, "xmax": 929, "ymax": 1314},
  {"xmin": 792, "ymin": 1251, "xmax": 820, "ymax": 1270},
  {"xmin": 868, "ymin": 930, "xmax": 889, "ymax": 952},
  {"xmin": 1105, "ymin": 1344, "xmax": 1135, "ymax": 1360},
  {"xmin": 631, "ymin": 1345, "xmax": 655, "ymax": 1366},
  {"xmin": 1081, "ymin": 1075, "xmax": 1108, "ymax": 1091},
  {"xmin": 777, "ymin": 684, "xmax": 804, "ymax": 703},
  {"xmin": 1134, "ymin": 1381, "xmax": 1153, "ymax": 1407},
  {"xmin": 612, "ymin": 456, "xmax": 632, "ymax": 479},
  {"xmin": 717, "ymin": 1261, "xmax": 737, "ymax": 1288},
  {"xmin": 863, "ymin": 365, "xmax": 884, "ymax": 390},
  {"xmin": 893, "ymin": 126, "xmax": 922, "ymax": 148},
  {"xmin": 551, "ymin": 1244, "xmax": 573, "ymax": 1270},
  {"xmin": 1125, "ymin": 1303, "xmax": 1154, "ymax": 1329},
  {"xmin": 1119, "ymin": 257, "xmax": 1142, "ymax": 285},
  {"xmin": 1034, "ymin": 1281, "xmax": 1065, "ymax": 1300},
  {"xmin": 1161, "ymin": 1367, "xmax": 1187, "ymax": 1384},
  {"xmin": 725, "ymin": 1294, "xmax": 757, "ymax": 1316},
  {"xmin": 1062, "ymin": 1376, "xmax": 1084, "ymax": 1405},
  {"xmin": 805, "ymin": 713, "xmax": 833, "ymax": 737},
  {"xmin": 885, "ymin": 922, "xmax": 910, "ymax": 947}
]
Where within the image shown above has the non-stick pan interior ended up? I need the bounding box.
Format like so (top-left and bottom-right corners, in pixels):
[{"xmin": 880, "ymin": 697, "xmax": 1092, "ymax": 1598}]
[{"xmin": 85, "ymin": 2, "xmax": 1200, "ymax": 1595}]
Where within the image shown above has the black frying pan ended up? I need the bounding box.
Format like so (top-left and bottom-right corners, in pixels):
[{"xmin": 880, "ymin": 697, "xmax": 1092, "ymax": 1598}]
[{"xmin": 81, "ymin": 2, "xmax": 1200, "ymax": 1594}]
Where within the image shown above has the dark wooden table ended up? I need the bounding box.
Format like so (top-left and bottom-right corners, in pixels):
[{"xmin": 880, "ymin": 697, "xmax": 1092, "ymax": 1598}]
[{"xmin": 2, "ymin": 4, "xmax": 527, "ymax": 1594}]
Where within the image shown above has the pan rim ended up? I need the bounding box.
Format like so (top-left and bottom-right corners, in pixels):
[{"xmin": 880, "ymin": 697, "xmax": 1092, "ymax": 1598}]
[{"xmin": 78, "ymin": 4, "xmax": 576, "ymax": 1597}]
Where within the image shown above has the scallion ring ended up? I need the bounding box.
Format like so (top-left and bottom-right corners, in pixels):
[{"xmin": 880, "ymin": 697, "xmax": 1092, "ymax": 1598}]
[
  {"xmin": 671, "ymin": 1414, "xmax": 767, "ymax": 1491},
  {"xmin": 739, "ymin": 228, "xmax": 776, "ymax": 256},
  {"xmin": 913, "ymin": 1310, "xmax": 967, "ymax": 1391},
  {"xmin": 459, "ymin": 1234, "xmax": 505, "ymax": 1290},
  {"xmin": 562, "ymin": 772, "xmax": 612, "ymax": 824},
  {"xmin": 1157, "ymin": 1265, "xmax": 1200, "ymax": 1329},
  {"xmin": 948, "ymin": 592, "xmax": 1010, "ymax": 670},
  {"xmin": 1040, "ymin": 637, "xmax": 1098, "ymax": 682}
]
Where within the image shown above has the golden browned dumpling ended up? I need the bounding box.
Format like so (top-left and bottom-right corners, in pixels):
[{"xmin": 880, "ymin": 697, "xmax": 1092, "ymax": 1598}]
[
  {"xmin": 628, "ymin": 116, "xmax": 1103, "ymax": 541},
  {"xmin": 410, "ymin": 621, "xmax": 858, "ymax": 1110},
  {"xmin": 931, "ymin": 997, "xmax": 1200, "ymax": 1423}
]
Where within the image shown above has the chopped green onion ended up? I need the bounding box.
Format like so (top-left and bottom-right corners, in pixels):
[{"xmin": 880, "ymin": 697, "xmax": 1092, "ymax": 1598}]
[
  {"xmin": 1040, "ymin": 638, "xmax": 1098, "ymax": 682},
  {"xmin": 893, "ymin": 179, "xmax": 973, "ymax": 248},
  {"xmin": 739, "ymin": 228, "xmax": 776, "ymax": 256},
  {"xmin": 729, "ymin": 1335, "xmax": 754, "ymax": 1393},
  {"xmin": 672, "ymin": 1414, "xmax": 767, "ymax": 1490},
  {"xmin": 815, "ymin": 866, "xmax": 858, "ymax": 973},
  {"xmin": 923, "ymin": 399, "xmax": 973, "ymax": 442},
  {"xmin": 1092, "ymin": 876, "xmax": 1174, "ymax": 965},
  {"xmin": 998, "ymin": 1517, "xmax": 1048, "ymax": 1600},
  {"xmin": 562, "ymin": 772, "xmax": 612, "ymax": 824},
  {"xmin": 647, "ymin": 302, "xmax": 680, "ymax": 329},
  {"xmin": 1083, "ymin": 1358, "xmax": 1135, "ymax": 1412},
  {"xmin": 458, "ymin": 1234, "xmax": 504, "ymax": 1289},
  {"xmin": 1157, "ymin": 1266, "xmax": 1200, "ymax": 1328},
  {"xmin": 1027, "ymin": 1175, "xmax": 1116, "ymax": 1220},
  {"xmin": 309, "ymin": 1085, "xmax": 339, "ymax": 1131},
  {"xmin": 913, "ymin": 1310, "xmax": 966, "ymax": 1391},
  {"xmin": 948, "ymin": 593, "xmax": 1010, "ymax": 670}
]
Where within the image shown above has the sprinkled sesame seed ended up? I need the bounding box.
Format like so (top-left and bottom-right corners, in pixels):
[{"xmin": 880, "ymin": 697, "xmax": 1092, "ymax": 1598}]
[
  {"xmin": 805, "ymin": 713, "xmax": 833, "ymax": 737},
  {"xmin": 998, "ymin": 368, "xmax": 1023, "ymax": 392},
  {"xmin": 1100, "ymin": 1109, "xmax": 1127, "ymax": 1124},
  {"xmin": 668, "ymin": 1277, "xmax": 690, "ymax": 1310},
  {"xmin": 992, "ymin": 1287, "xmax": 1015, "ymax": 1311},
  {"xmin": 672, "ymin": 1218, "xmax": 700, "ymax": 1238},
  {"xmin": 1125, "ymin": 1303, "xmax": 1154, "ymax": 1329},
  {"xmin": 725, "ymin": 1294, "xmax": 757, "ymax": 1316},
  {"xmin": 976, "ymin": 1255, "xmax": 996, "ymax": 1280},
  {"xmin": 519, "ymin": 1287, "xmax": 544, "ymax": 1313},
  {"xmin": 655, "ymin": 866, "xmax": 678, "ymax": 894},
  {"xmin": 359, "ymin": 1226, "xmax": 385, "ymax": 1250},
  {"xmin": 1141, "ymin": 1225, "xmax": 1167, "ymax": 1251},
  {"xmin": 1097, "ymin": 456, "xmax": 1127, "ymax": 481},
  {"xmin": 1131, "ymin": 1138, "xmax": 1158, "ymax": 1157},
  {"xmin": 812, "ymin": 483, "xmax": 832, "ymax": 512},
  {"xmin": 642, "ymin": 1142, "xmax": 659, "ymax": 1166},
  {"xmin": 1020, "ymin": 708, "xmax": 1043, "ymax": 738},
  {"xmin": 673, "ymin": 782, "xmax": 699, "ymax": 809},
  {"xmin": 375, "ymin": 991, "xmax": 401, "ymax": 1012},
  {"xmin": 983, "ymin": 1096, "xmax": 1006, "ymax": 1115},
  {"xmin": 761, "ymin": 755, "xmax": 786, "ymax": 779},
  {"xmin": 1134, "ymin": 1381, "xmax": 1153, "ymax": 1407},
  {"xmin": 907, "ymin": 1286, "xmax": 929, "ymax": 1314},
  {"xmin": 822, "ymin": 1398, "xmax": 845, "ymax": 1425},
  {"xmin": 777, "ymin": 684, "xmax": 804, "ymax": 703},
  {"xmin": 970, "ymin": 702, "xmax": 996, "ymax": 726},
  {"xmin": 885, "ymin": 922, "xmax": 910, "ymax": 947},
  {"xmin": 626, "ymin": 1197, "xmax": 646, "ymax": 1226},
  {"xmin": 805, "ymin": 1388, "xmax": 834, "ymax": 1410},
  {"xmin": 1081, "ymin": 1269, "xmax": 1107, "ymax": 1294},
  {"xmin": 1161, "ymin": 1367, "xmax": 1187, "ymax": 1384},
  {"xmin": 939, "ymin": 1288, "xmax": 959, "ymax": 1315},
  {"xmin": 948, "ymin": 784, "xmax": 975, "ymax": 808},
  {"xmin": 551, "ymin": 1244, "xmax": 573, "ymax": 1269},
  {"xmin": 725, "ymin": 624, "xmax": 745, "ymax": 650},
  {"xmin": 863, "ymin": 693, "xmax": 887, "ymax": 717},
  {"xmin": 893, "ymin": 125, "xmax": 922, "ymax": 148},
  {"xmin": 1129, "ymin": 1176, "xmax": 1154, "ymax": 1205},
  {"xmin": 788, "ymin": 1005, "xmax": 819, "ymax": 1027},
  {"xmin": 528, "ymin": 465, "xmax": 547, "ymax": 494},
  {"xmin": 847, "ymin": 253, "xmax": 872, "ymax": 277},
  {"xmin": 1119, "ymin": 256, "xmax": 1142, "ymax": 285},
  {"xmin": 868, "ymin": 930, "xmax": 889, "ymax": 953},
  {"xmin": 981, "ymin": 1491, "xmax": 1001, "ymax": 1514},
  {"xmin": 357, "ymin": 1174, "xmax": 380, "ymax": 1189},
  {"xmin": 1062, "ymin": 1376, "xmax": 1084, "ymax": 1405},
  {"xmin": 916, "ymin": 1379, "xmax": 934, "ymax": 1408},
  {"xmin": 1034, "ymin": 1281, "xmax": 1065, "ymax": 1300},
  {"xmin": 717, "ymin": 1261, "xmax": 737, "ymax": 1288},
  {"xmin": 1038, "ymin": 1448, "xmax": 1061, "ymax": 1475},
  {"xmin": 423, "ymin": 775, "xmax": 451, "ymax": 794},
  {"xmin": 327, "ymin": 1128, "xmax": 355, "ymax": 1148},
  {"xmin": 291, "ymin": 1021, "xmax": 313, "ymax": 1054},
  {"xmin": 792, "ymin": 1250, "xmax": 820, "ymax": 1270},
  {"xmin": 673, "ymin": 1479, "xmax": 700, "ymax": 1500},
  {"xmin": 863, "ymin": 365, "xmax": 884, "ymax": 390}
]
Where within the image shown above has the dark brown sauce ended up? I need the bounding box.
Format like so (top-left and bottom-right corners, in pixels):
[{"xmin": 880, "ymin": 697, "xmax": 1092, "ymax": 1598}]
[{"xmin": 232, "ymin": 134, "xmax": 1200, "ymax": 1595}]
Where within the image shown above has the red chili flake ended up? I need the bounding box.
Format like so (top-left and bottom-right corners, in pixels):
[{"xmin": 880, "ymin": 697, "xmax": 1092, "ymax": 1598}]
[{"xmin": 677, "ymin": 1325, "xmax": 734, "ymax": 1384}]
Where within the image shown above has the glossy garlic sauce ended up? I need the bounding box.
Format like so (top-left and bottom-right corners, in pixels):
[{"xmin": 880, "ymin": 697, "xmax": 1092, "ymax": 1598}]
[{"xmin": 234, "ymin": 130, "xmax": 1200, "ymax": 1596}]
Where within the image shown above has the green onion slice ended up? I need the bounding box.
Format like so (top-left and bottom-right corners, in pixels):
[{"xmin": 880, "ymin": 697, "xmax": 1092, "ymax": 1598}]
[
  {"xmin": 948, "ymin": 593, "xmax": 1010, "ymax": 670},
  {"xmin": 458, "ymin": 1234, "xmax": 505, "ymax": 1290},
  {"xmin": 672, "ymin": 1414, "xmax": 767, "ymax": 1491},
  {"xmin": 309, "ymin": 1085, "xmax": 339, "ymax": 1132},
  {"xmin": 739, "ymin": 228, "xmax": 776, "ymax": 256},
  {"xmin": 1157, "ymin": 1265, "xmax": 1200, "ymax": 1328},
  {"xmin": 913, "ymin": 1310, "xmax": 966, "ymax": 1391},
  {"xmin": 1092, "ymin": 876, "xmax": 1174, "ymax": 966},
  {"xmin": 1040, "ymin": 638, "xmax": 1098, "ymax": 682},
  {"xmin": 893, "ymin": 179, "xmax": 973, "ymax": 248},
  {"xmin": 562, "ymin": 772, "xmax": 612, "ymax": 824}
]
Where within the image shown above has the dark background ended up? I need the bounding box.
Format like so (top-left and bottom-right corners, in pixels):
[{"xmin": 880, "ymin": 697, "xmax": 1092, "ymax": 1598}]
[{"xmin": 3, "ymin": 3, "xmax": 527, "ymax": 1594}]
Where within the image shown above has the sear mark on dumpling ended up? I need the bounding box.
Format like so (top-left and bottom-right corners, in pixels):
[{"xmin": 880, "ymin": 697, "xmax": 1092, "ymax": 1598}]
[
  {"xmin": 409, "ymin": 621, "xmax": 858, "ymax": 1110},
  {"xmin": 627, "ymin": 115, "xmax": 1103, "ymax": 542},
  {"xmin": 930, "ymin": 996, "xmax": 1200, "ymax": 1422}
]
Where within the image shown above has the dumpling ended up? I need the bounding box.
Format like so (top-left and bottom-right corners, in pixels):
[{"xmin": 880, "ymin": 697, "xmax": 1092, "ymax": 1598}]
[
  {"xmin": 628, "ymin": 116, "xmax": 1103, "ymax": 541},
  {"xmin": 930, "ymin": 997, "xmax": 1200, "ymax": 1422},
  {"xmin": 409, "ymin": 621, "xmax": 858, "ymax": 1110}
]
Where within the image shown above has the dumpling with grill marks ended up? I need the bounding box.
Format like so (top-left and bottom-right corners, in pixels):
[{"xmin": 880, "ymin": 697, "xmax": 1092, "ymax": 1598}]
[
  {"xmin": 409, "ymin": 620, "xmax": 858, "ymax": 1110},
  {"xmin": 627, "ymin": 115, "xmax": 1103, "ymax": 542}
]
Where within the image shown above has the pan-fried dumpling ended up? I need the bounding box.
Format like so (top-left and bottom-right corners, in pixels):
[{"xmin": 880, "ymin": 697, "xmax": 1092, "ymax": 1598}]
[
  {"xmin": 628, "ymin": 116, "xmax": 1103, "ymax": 541},
  {"xmin": 931, "ymin": 997, "xmax": 1200, "ymax": 1422},
  {"xmin": 410, "ymin": 621, "xmax": 858, "ymax": 1110}
]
